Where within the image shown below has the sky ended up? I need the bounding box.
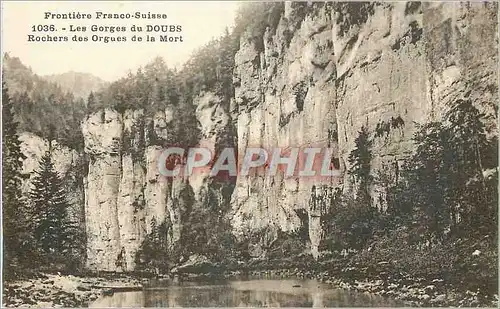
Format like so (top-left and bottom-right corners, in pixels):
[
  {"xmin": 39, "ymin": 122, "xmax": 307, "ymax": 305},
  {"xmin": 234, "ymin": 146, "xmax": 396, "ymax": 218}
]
[{"xmin": 1, "ymin": 1, "xmax": 240, "ymax": 81}]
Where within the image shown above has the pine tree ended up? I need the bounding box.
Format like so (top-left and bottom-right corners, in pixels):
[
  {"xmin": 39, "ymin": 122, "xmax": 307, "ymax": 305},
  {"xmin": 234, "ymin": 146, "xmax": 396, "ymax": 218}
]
[
  {"xmin": 348, "ymin": 125, "xmax": 372, "ymax": 206},
  {"xmin": 446, "ymin": 99, "xmax": 489, "ymax": 187},
  {"xmin": 404, "ymin": 99, "xmax": 495, "ymax": 239},
  {"xmin": 410, "ymin": 121, "xmax": 452, "ymax": 238},
  {"xmin": 445, "ymin": 99, "xmax": 496, "ymax": 236},
  {"xmin": 135, "ymin": 217, "xmax": 171, "ymax": 274},
  {"xmin": 2, "ymin": 77, "xmax": 29, "ymax": 267},
  {"xmin": 29, "ymin": 150, "xmax": 76, "ymax": 257},
  {"xmin": 87, "ymin": 91, "xmax": 96, "ymax": 111}
]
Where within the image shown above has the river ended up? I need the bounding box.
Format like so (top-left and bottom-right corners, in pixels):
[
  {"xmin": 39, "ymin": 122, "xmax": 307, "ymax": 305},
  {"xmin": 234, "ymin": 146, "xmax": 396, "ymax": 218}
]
[{"xmin": 90, "ymin": 278, "xmax": 403, "ymax": 307}]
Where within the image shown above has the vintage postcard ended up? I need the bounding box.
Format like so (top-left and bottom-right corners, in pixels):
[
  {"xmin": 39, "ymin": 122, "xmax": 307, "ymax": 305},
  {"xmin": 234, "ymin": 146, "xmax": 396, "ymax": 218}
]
[{"xmin": 1, "ymin": 1, "xmax": 498, "ymax": 307}]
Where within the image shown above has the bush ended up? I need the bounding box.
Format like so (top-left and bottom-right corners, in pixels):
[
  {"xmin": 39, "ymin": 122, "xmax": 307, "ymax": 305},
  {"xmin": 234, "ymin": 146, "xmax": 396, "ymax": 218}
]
[{"xmin": 323, "ymin": 196, "xmax": 382, "ymax": 251}]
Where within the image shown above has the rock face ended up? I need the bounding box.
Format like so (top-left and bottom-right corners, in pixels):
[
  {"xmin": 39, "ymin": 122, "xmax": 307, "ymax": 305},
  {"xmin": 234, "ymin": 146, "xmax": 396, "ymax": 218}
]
[
  {"xmin": 19, "ymin": 2, "xmax": 497, "ymax": 270},
  {"xmin": 19, "ymin": 132, "xmax": 85, "ymax": 227},
  {"xmin": 229, "ymin": 2, "xmax": 498, "ymax": 256},
  {"xmin": 81, "ymin": 90, "xmax": 235, "ymax": 271},
  {"xmin": 82, "ymin": 109, "xmax": 190, "ymax": 271}
]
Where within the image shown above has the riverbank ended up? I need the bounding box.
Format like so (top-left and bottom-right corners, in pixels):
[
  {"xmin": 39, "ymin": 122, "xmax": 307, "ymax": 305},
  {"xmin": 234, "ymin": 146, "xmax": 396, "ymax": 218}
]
[
  {"xmin": 2, "ymin": 273, "xmax": 142, "ymax": 307},
  {"xmin": 215, "ymin": 251, "xmax": 498, "ymax": 308},
  {"xmin": 220, "ymin": 268, "xmax": 498, "ymax": 307},
  {"xmin": 3, "ymin": 265, "xmax": 498, "ymax": 307}
]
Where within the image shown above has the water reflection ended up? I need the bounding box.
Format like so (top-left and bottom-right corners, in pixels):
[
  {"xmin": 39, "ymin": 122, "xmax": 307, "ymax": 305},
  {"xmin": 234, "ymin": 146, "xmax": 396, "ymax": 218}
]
[{"xmin": 90, "ymin": 279, "xmax": 402, "ymax": 307}]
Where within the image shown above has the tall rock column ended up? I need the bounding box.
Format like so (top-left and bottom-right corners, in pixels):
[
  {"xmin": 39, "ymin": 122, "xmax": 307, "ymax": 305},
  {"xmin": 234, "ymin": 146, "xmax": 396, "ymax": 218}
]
[
  {"xmin": 82, "ymin": 110, "xmax": 123, "ymax": 271},
  {"xmin": 82, "ymin": 107, "xmax": 185, "ymax": 271}
]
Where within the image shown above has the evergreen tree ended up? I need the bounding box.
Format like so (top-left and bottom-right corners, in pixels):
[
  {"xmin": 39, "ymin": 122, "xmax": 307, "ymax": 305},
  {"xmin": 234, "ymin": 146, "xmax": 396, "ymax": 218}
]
[
  {"xmin": 2, "ymin": 77, "xmax": 30, "ymax": 268},
  {"xmin": 29, "ymin": 150, "xmax": 77, "ymax": 258},
  {"xmin": 395, "ymin": 99, "xmax": 496, "ymax": 240},
  {"xmin": 87, "ymin": 91, "xmax": 96, "ymax": 111},
  {"xmin": 348, "ymin": 125, "xmax": 372, "ymax": 206},
  {"xmin": 445, "ymin": 100, "xmax": 497, "ymax": 237},
  {"xmin": 410, "ymin": 121, "xmax": 452, "ymax": 238},
  {"xmin": 135, "ymin": 217, "xmax": 171, "ymax": 274},
  {"xmin": 170, "ymin": 99, "xmax": 201, "ymax": 149}
]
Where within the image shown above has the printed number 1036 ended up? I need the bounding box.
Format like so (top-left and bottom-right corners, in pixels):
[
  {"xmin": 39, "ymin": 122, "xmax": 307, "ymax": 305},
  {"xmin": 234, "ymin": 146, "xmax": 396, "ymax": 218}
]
[{"xmin": 32, "ymin": 25, "xmax": 56, "ymax": 32}]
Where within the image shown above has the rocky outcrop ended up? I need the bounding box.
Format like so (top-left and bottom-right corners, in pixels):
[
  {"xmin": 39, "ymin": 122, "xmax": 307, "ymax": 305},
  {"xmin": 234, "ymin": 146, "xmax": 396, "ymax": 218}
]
[
  {"xmin": 82, "ymin": 89, "xmax": 236, "ymax": 271},
  {"xmin": 230, "ymin": 3, "xmax": 342, "ymax": 258},
  {"xmin": 82, "ymin": 109, "xmax": 188, "ymax": 271},
  {"xmin": 230, "ymin": 2, "xmax": 498, "ymax": 256},
  {"xmin": 82, "ymin": 2, "xmax": 498, "ymax": 268},
  {"xmin": 19, "ymin": 132, "xmax": 85, "ymax": 227},
  {"xmin": 19, "ymin": 1, "xmax": 496, "ymax": 271}
]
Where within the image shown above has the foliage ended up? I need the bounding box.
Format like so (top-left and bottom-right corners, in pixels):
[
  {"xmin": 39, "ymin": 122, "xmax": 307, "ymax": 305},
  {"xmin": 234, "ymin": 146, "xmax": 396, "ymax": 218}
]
[
  {"xmin": 324, "ymin": 196, "xmax": 381, "ymax": 251},
  {"xmin": 383, "ymin": 99, "xmax": 497, "ymax": 241},
  {"xmin": 2, "ymin": 77, "xmax": 33, "ymax": 278},
  {"xmin": 135, "ymin": 218, "xmax": 172, "ymax": 274},
  {"xmin": 28, "ymin": 151, "xmax": 83, "ymax": 268},
  {"xmin": 91, "ymin": 57, "xmax": 178, "ymax": 115},
  {"xmin": 330, "ymin": 2, "xmax": 376, "ymax": 37},
  {"xmin": 135, "ymin": 181, "xmax": 238, "ymax": 273},
  {"xmin": 180, "ymin": 206, "xmax": 237, "ymax": 262},
  {"xmin": 266, "ymin": 230, "xmax": 308, "ymax": 260},
  {"xmin": 2, "ymin": 3, "xmax": 496, "ymax": 293},
  {"xmin": 374, "ymin": 116, "xmax": 405, "ymax": 138},
  {"xmin": 351, "ymin": 227, "xmax": 497, "ymax": 301},
  {"xmin": 346, "ymin": 99, "xmax": 497, "ymax": 300},
  {"xmin": 179, "ymin": 182, "xmax": 237, "ymax": 263},
  {"xmin": 3, "ymin": 54, "xmax": 86, "ymax": 151},
  {"xmin": 89, "ymin": 57, "xmax": 201, "ymax": 150},
  {"xmin": 320, "ymin": 99, "xmax": 497, "ymax": 301},
  {"xmin": 234, "ymin": 2, "xmax": 285, "ymax": 52},
  {"xmin": 293, "ymin": 81, "xmax": 307, "ymax": 112},
  {"xmin": 122, "ymin": 117, "xmax": 146, "ymax": 160},
  {"xmin": 348, "ymin": 125, "xmax": 373, "ymax": 206}
]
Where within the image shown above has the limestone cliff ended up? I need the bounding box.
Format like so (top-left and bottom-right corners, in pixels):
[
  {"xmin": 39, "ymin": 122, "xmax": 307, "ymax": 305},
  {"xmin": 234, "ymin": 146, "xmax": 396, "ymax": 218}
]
[
  {"xmin": 18, "ymin": 1, "xmax": 498, "ymax": 271},
  {"xmin": 82, "ymin": 108, "xmax": 185, "ymax": 271},
  {"xmin": 19, "ymin": 132, "xmax": 85, "ymax": 228},
  {"xmin": 82, "ymin": 89, "xmax": 236, "ymax": 271},
  {"xmin": 230, "ymin": 1, "xmax": 498, "ymax": 257}
]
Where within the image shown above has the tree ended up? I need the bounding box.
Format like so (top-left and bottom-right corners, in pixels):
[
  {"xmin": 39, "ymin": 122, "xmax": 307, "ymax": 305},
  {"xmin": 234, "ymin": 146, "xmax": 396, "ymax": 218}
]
[
  {"xmin": 348, "ymin": 125, "xmax": 372, "ymax": 206},
  {"xmin": 389, "ymin": 99, "xmax": 496, "ymax": 241},
  {"xmin": 2, "ymin": 77, "xmax": 30, "ymax": 270},
  {"xmin": 407, "ymin": 121, "xmax": 452, "ymax": 239},
  {"xmin": 135, "ymin": 217, "xmax": 172, "ymax": 274},
  {"xmin": 87, "ymin": 91, "xmax": 97, "ymax": 111},
  {"xmin": 330, "ymin": 197, "xmax": 381, "ymax": 250},
  {"xmin": 445, "ymin": 100, "xmax": 497, "ymax": 237},
  {"xmin": 168, "ymin": 99, "xmax": 201, "ymax": 149},
  {"xmin": 3, "ymin": 56, "xmax": 87, "ymax": 150},
  {"xmin": 233, "ymin": 2, "xmax": 284, "ymax": 50},
  {"xmin": 29, "ymin": 150, "xmax": 78, "ymax": 261}
]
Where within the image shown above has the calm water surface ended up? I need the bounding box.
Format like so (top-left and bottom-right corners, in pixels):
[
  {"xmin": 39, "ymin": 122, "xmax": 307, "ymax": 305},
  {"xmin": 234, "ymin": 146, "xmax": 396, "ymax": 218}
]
[{"xmin": 90, "ymin": 278, "xmax": 403, "ymax": 307}]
